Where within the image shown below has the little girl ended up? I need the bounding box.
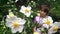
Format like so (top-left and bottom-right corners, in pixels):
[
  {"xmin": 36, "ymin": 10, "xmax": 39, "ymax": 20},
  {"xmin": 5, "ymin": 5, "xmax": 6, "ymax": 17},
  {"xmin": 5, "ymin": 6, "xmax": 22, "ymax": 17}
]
[{"xmin": 34, "ymin": 3, "xmax": 53, "ymax": 34}]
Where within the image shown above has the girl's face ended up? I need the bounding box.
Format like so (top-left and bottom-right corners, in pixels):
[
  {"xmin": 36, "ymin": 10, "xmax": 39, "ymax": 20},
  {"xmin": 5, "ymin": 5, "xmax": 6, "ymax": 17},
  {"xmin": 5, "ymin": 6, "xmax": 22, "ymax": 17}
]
[{"xmin": 40, "ymin": 9, "xmax": 46, "ymax": 17}]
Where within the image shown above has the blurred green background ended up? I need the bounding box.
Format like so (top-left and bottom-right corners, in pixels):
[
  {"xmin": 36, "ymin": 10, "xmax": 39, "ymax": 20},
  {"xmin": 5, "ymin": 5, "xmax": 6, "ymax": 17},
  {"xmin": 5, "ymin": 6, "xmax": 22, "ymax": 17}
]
[{"xmin": 0, "ymin": 0, "xmax": 60, "ymax": 34}]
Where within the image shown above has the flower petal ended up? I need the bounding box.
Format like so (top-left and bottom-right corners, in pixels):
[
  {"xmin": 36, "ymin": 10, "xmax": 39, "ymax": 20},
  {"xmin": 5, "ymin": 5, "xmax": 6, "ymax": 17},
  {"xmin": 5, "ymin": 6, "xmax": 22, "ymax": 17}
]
[
  {"xmin": 11, "ymin": 28, "xmax": 18, "ymax": 33},
  {"xmin": 20, "ymin": 10, "xmax": 25, "ymax": 13},
  {"xmin": 49, "ymin": 21, "xmax": 53, "ymax": 26},
  {"xmin": 48, "ymin": 26, "xmax": 57, "ymax": 34},
  {"xmin": 15, "ymin": 0, "xmax": 18, "ymax": 2},
  {"xmin": 20, "ymin": 6, "xmax": 26, "ymax": 13},
  {"xmin": 18, "ymin": 26, "xmax": 24, "ymax": 33},
  {"xmin": 6, "ymin": 21, "xmax": 13, "ymax": 27},
  {"xmin": 43, "ymin": 24, "xmax": 49, "ymax": 29},
  {"xmin": 27, "ymin": 6, "xmax": 31, "ymax": 10},
  {"xmin": 7, "ymin": 15, "xmax": 10, "ymax": 19},
  {"xmin": 54, "ymin": 22, "xmax": 60, "ymax": 28},
  {"xmin": 6, "ymin": 16, "xmax": 18, "ymax": 21},
  {"xmin": 21, "ymin": 6, "xmax": 26, "ymax": 10},
  {"xmin": 18, "ymin": 19, "xmax": 26, "ymax": 25}
]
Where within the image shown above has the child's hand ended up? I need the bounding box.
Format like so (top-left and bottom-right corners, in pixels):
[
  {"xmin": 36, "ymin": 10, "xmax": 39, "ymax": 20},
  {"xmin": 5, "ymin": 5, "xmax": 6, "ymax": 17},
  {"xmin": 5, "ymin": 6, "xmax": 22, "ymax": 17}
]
[{"xmin": 34, "ymin": 26, "xmax": 36, "ymax": 32}]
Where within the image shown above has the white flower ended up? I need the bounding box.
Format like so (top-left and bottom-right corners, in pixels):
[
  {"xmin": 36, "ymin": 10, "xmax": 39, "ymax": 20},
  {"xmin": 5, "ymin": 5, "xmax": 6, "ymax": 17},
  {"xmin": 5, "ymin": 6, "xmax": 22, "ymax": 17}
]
[
  {"xmin": 20, "ymin": 6, "xmax": 31, "ymax": 17},
  {"xmin": 6, "ymin": 14, "xmax": 26, "ymax": 33},
  {"xmin": 42, "ymin": 20, "xmax": 53, "ymax": 29},
  {"xmin": 42, "ymin": 16, "xmax": 53, "ymax": 29},
  {"xmin": 48, "ymin": 22, "xmax": 60, "ymax": 34}
]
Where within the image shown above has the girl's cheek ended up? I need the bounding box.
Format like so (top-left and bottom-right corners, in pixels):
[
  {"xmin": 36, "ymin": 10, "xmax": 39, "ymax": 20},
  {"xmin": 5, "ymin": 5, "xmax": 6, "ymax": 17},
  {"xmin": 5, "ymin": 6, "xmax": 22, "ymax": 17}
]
[
  {"xmin": 40, "ymin": 11, "xmax": 44, "ymax": 15},
  {"xmin": 44, "ymin": 13, "xmax": 46, "ymax": 16}
]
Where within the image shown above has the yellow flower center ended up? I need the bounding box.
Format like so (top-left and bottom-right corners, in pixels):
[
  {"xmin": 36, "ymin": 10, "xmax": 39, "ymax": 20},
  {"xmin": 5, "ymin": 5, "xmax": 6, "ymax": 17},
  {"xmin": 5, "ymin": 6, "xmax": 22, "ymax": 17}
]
[
  {"xmin": 25, "ymin": 8, "xmax": 29, "ymax": 13},
  {"xmin": 53, "ymin": 26, "xmax": 58, "ymax": 31},
  {"xmin": 13, "ymin": 21, "xmax": 19, "ymax": 28},
  {"xmin": 33, "ymin": 32, "xmax": 38, "ymax": 34},
  {"xmin": 46, "ymin": 20, "xmax": 50, "ymax": 25}
]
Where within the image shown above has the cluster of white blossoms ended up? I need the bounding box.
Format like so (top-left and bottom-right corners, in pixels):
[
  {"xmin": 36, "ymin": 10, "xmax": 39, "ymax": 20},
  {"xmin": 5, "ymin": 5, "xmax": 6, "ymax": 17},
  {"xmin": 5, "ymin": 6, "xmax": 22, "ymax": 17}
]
[
  {"xmin": 6, "ymin": 5, "xmax": 32, "ymax": 33},
  {"xmin": 6, "ymin": 12, "xmax": 26, "ymax": 33}
]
